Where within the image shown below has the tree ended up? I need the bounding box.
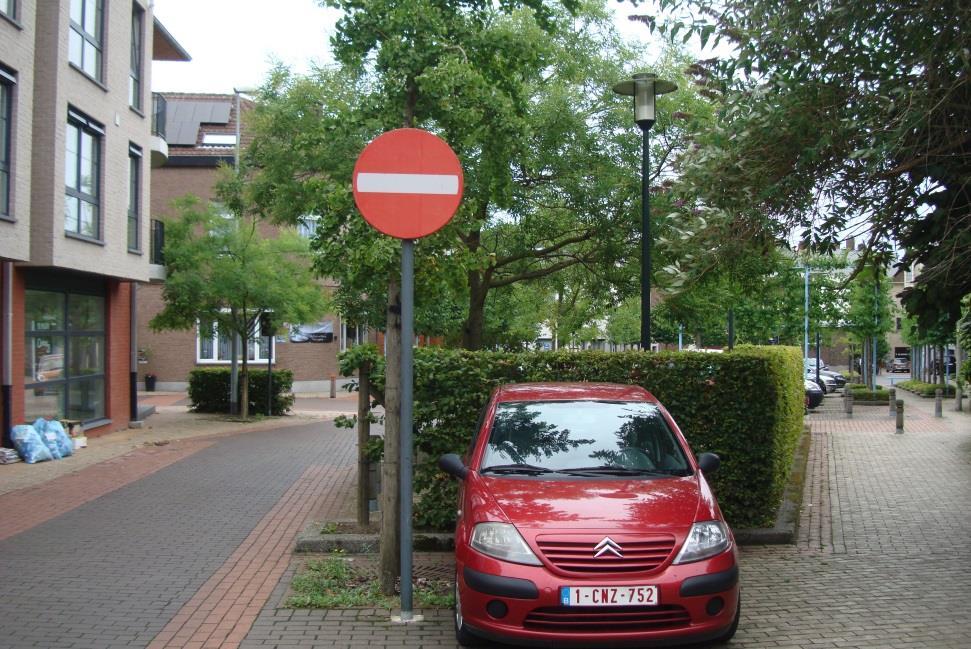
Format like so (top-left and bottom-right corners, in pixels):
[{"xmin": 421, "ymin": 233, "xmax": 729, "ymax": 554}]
[
  {"xmin": 150, "ymin": 197, "xmax": 327, "ymax": 417},
  {"xmin": 844, "ymin": 266, "xmax": 894, "ymax": 388},
  {"xmin": 638, "ymin": 0, "xmax": 970, "ymax": 325}
]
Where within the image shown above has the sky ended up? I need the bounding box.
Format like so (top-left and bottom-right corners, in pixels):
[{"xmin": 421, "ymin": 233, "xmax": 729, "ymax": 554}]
[{"xmin": 150, "ymin": 0, "xmax": 668, "ymax": 94}]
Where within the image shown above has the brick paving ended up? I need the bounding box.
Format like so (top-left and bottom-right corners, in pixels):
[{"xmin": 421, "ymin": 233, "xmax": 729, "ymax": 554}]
[
  {"xmin": 0, "ymin": 420, "xmax": 355, "ymax": 649},
  {"xmin": 241, "ymin": 389, "xmax": 971, "ymax": 649},
  {"xmin": 1, "ymin": 386, "xmax": 969, "ymax": 648}
]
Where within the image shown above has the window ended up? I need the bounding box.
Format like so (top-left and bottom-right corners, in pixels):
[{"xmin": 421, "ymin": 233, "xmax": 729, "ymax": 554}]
[
  {"xmin": 69, "ymin": 0, "xmax": 103, "ymax": 81},
  {"xmin": 129, "ymin": 4, "xmax": 144, "ymax": 109},
  {"xmin": 24, "ymin": 289, "xmax": 105, "ymax": 423},
  {"xmin": 65, "ymin": 109, "xmax": 103, "ymax": 239},
  {"xmin": 201, "ymin": 133, "xmax": 236, "ymax": 147},
  {"xmin": 297, "ymin": 215, "xmax": 320, "ymax": 239},
  {"xmin": 0, "ymin": 67, "xmax": 12, "ymax": 218},
  {"xmin": 0, "ymin": 0, "xmax": 15, "ymax": 22},
  {"xmin": 197, "ymin": 319, "xmax": 274, "ymax": 364},
  {"xmin": 127, "ymin": 144, "xmax": 142, "ymax": 250}
]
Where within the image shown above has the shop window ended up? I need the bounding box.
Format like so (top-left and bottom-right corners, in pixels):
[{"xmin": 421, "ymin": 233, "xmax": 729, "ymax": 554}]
[{"xmin": 24, "ymin": 289, "xmax": 105, "ymax": 423}]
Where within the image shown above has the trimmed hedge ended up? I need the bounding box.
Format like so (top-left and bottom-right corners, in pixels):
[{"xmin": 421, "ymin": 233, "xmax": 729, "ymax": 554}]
[
  {"xmin": 188, "ymin": 368, "xmax": 295, "ymax": 415},
  {"xmin": 848, "ymin": 385, "xmax": 888, "ymax": 402},
  {"xmin": 394, "ymin": 345, "xmax": 804, "ymax": 530},
  {"xmin": 896, "ymin": 380, "xmax": 956, "ymax": 397}
]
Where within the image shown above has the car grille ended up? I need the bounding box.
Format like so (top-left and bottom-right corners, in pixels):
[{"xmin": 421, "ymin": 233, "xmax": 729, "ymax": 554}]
[
  {"xmin": 524, "ymin": 605, "xmax": 691, "ymax": 632},
  {"xmin": 536, "ymin": 534, "xmax": 677, "ymax": 573}
]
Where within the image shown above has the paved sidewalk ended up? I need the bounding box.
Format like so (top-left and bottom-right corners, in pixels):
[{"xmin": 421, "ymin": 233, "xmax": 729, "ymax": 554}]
[{"xmin": 240, "ymin": 389, "xmax": 971, "ymax": 648}]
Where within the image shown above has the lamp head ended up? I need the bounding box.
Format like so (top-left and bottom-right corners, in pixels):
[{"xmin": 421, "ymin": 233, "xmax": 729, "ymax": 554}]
[{"xmin": 613, "ymin": 72, "xmax": 677, "ymax": 128}]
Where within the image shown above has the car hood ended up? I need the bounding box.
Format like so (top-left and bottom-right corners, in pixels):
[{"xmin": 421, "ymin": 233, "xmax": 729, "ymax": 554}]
[{"xmin": 477, "ymin": 475, "xmax": 704, "ymax": 532}]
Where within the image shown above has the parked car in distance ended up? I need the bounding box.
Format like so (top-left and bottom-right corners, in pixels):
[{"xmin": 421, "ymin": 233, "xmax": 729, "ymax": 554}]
[
  {"xmin": 817, "ymin": 369, "xmax": 846, "ymax": 389},
  {"xmin": 805, "ymin": 367, "xmax": 836, "ymax": 394},
  {"xmin": 890, "ymin": 357, "xmax": 910, "ymax": 373},
  {"xmin": 804, "ymin": 358, "xmax": 829, "ymax": 372},
  {"xmin": 805, "ymin": 379, "xmax": 824, "ymax": 410},
  {"xmin": 439, "ymin": 382, "xmax": 739, "ymax": 648}
]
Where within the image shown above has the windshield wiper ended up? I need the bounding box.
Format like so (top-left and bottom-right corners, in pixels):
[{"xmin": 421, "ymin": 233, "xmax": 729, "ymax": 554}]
[
  {"xmin": 480, "ymin": 463, "xmax": 556, "ymax": 475},
  {"xmin": 559, "ymin": 466, "xmax": 687, "ymax": 477}
]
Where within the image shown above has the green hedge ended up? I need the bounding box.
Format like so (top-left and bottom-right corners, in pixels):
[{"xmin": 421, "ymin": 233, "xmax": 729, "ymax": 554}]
[
  {"xmin": 392, "ymin": 345, "xmax": 804, "ymax": 530},
  {"xmin": 848, "ymin": 385, "xmax": 888, "ymax": 402},
  {"xmin": 896, "ymin": 380, "xmax": 956, "ymax": 397},
  {"xmin": 188, "ymin": 368, "xmax": 295, "ymax": 415}
]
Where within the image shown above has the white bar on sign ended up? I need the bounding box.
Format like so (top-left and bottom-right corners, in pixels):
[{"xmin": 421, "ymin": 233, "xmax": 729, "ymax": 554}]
[{"xmin": 356, "ymin": 173, "xmax": 459, "ymax": 195}]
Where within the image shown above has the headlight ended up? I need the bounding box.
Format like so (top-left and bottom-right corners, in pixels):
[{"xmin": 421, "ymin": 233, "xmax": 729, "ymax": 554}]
[
  {"xmin": 470, "ymin": 523, "xmax": 542, "ymax": 566},
  {"xmin": 673, "ymin": 521, "xmax": 731, "ymax": 564}
]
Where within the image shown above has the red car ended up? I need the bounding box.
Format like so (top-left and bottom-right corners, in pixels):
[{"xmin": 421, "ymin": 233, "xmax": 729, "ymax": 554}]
[{"xmin": 439, "ymin": 382, "xmax": 739, "ymax": 647}]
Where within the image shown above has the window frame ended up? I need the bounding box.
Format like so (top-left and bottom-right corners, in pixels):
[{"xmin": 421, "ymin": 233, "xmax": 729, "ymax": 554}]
[
  {"xmin": 0, "ymin": 0, "xmax": 17, "ymax": 22},
  {"xmin": 196, "ymin": 318, "xmax": 275, "ymax": 365},
  {"xmin": 69, "ymin": 0, "xmax": 104, "ymax": 82},
  {"xmin": 129, "ymin": 3, "xmax": 144, "ymax": 111},
  {"xmin": 0, "ymin": 66, "xmax": 13, "ymax": 220},
  {"xmin": 65, "ymin": 108, "xmax": 104, "ymax": 241},
  {"xmin": 127, "ymin": 143, "xmax": 142, "ymax": 251},
  {"xmin": 23, "ymin": 288, "xmax": 107, "ymax": 425}
]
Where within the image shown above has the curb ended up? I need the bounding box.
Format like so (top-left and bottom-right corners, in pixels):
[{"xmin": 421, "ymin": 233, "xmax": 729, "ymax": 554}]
[{"xmin": 294, "ymin": 525, "xmax": 454, "ymax": 554}]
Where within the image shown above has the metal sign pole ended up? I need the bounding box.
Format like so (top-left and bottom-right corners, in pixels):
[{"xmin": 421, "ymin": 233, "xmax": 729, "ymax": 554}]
[{"xmin": 399, "ymin": 239, "xmax": 416, "ymax": 621}]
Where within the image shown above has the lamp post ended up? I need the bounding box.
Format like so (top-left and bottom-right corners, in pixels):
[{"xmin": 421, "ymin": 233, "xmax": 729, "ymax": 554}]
[{"xmin": 614, "ymin": 72, "xmax": 676, "ymax": 351}]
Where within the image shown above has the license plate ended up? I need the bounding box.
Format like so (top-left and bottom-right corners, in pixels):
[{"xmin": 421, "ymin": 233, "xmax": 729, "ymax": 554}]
[{"xmin": 560, "ymin": 585, "xmax": 658, "ymax": 607}]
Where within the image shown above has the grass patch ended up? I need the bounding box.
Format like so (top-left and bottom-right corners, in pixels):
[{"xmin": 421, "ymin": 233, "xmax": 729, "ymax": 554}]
[{"xmin": 286, "ymin": 555, "xmax": 453, "ymax": 609}]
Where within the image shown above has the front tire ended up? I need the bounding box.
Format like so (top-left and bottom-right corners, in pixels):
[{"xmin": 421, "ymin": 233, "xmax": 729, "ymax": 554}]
[{"xmin": 454, "ymin": 573, "xmax": 485, "ymax": 647}]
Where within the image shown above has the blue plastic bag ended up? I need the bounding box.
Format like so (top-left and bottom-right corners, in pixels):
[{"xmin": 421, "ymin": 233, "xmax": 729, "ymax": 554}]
[
  {"xmin": 32, "ymin": 418, "xmax": 63, "ymax": 460},
  {"xmin": 11, "ymin": 425, "xmax": 54, "ymax": 464},
  {"xmin": 45, "ymin": 420, "xmax": 73, "ymax": 457}
]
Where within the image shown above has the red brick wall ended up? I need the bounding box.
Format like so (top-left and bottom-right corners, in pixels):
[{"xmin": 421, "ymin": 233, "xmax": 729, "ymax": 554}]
[{"xmin": 99, "ymin": 280, "xmax": 132, "ymax": 437}]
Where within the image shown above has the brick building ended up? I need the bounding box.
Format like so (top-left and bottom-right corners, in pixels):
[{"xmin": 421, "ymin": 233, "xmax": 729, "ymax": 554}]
[
  {"xmin": 137, "ymin": 92, "xmax": 354, "ymax": 393},
  {"xmin": 0, "ymin": 0, "xmax": 189, "ymax": 444}
]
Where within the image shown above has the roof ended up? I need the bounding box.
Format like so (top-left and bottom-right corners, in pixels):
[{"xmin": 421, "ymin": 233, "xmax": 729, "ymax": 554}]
[
  {"xmin": 152, "ymin": 18, "xmax": 191, "ymax": 62},
  {"xmin": 495, "ymin": 382, "xmax": 657, "ymax": 404}
]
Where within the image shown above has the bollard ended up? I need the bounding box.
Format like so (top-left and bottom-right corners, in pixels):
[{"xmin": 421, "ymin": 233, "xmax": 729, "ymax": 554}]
[
  {"xmin": 330, "ymin": 374, "xmax": 337, "ymax": 399},
  {"xmin": 845, "ymin": 393, "xmax": 853, "ymax": 418},
  {"xmin": 935, "ymin": 388, "xmax": 942, "ymax": 417},
  {"xmin": 896, "ymin": 400, "xmax": 904, "ymax": 433},
  {"xmin": 888, "ymin": 388, "xmax": 896, "ymax": 416},
  {"xmin": 956, "ymin": 387, "xmax": 964, "ymax": 412}
]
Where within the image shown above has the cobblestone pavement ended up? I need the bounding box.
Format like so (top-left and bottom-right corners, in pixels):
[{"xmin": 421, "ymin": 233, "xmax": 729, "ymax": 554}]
[
  {"xmin": 1, "ymin": 387, "xmax": 968, "ymax": 648},
  {"xmin": 241, "ymin": 389, "xmax": 971, "ymax": 649},
  {"xmin": 0, "ymin": 420, "xmax": 355, "ymax": 649}
]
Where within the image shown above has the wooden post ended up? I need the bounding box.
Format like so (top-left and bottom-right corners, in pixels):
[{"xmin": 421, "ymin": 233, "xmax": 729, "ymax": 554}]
[
  {"xmin": 845, "ymin": 393, "xmax": 853, "ymax": 418},
  {"xmin": 896, "ymin": 400, "xmax": 904, "ymax": 433},
  {"xmin": 888, "ymin": 388, "xmax": 896, "ymax": 417},
  {"xmin": 935, "ymin": 388, "xmax": 943, "ymax": 417},
  {"xmin": 330, "ymin": 374, "xmax": 337, "ymax": 398},
  {"xmin": 357, "ymin": 361, "xmax": 371, "ymax": 527}
]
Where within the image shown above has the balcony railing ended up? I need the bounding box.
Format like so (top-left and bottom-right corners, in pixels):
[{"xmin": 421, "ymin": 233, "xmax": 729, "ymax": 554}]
[
  {"xmin": 152, "ymin": 93, "xmax": 167, "ymax": 139},
  {"xmin": 150, "ymin": 219, "xmax": 164, "ymax": 265}
]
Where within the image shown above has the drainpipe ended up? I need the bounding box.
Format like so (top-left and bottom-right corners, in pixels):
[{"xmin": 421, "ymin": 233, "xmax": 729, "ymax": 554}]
[
  {"xmin": 2, "ymin": 263, "xmax": 12, "ymax": 447},
  {"xmin": 130, "ymin": 282, "xmax": 140, "ymax": 425}
]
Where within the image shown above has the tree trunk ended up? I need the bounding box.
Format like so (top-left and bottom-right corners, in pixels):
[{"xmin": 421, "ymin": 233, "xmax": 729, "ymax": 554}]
[
  {"xmin": 938, "ymin": 345, "xmax": 946, "ymax": 385},
  {"xmin": 380, "ymin": 277, "xmax": 402, "ymax": 596},
  {"xmin": 463, "ymin": 269, "xmax": 488, "ymax": 350},
  {"xmin": 357, "ymin": 361, "xmax": 371, "ymax": 527}
]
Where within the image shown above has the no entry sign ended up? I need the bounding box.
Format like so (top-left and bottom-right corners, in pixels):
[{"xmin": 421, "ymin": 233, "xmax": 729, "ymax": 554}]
[{"xmin": 352, "ymin": 128, "xmax": 464, "ymax": 239}]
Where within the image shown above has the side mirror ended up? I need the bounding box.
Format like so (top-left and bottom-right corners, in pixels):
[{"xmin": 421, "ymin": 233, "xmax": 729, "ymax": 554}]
[
  {"xmin": 697, "ymin": 452, "xmax": 720, "ymax": 474},
  {"xmin": 438, "ymin": 453, "xmax": 469, "ymax": 480}
]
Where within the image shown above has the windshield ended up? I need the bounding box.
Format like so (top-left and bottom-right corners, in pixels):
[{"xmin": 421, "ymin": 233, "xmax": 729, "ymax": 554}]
[{"xmin": 480, "ymin": 400, "xmax": 690, "ymax": 475}]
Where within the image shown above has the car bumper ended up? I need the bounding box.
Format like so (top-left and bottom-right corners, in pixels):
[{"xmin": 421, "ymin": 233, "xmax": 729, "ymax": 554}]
[{"xmin": 456, "ymin": 546, "xmax": 739, "ymax": 648}]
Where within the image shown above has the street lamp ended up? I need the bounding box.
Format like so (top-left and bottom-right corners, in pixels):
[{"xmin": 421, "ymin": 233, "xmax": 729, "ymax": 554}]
[{"xmin": 613, "ymin": 72, "xmax": 677, "ymax": 350}]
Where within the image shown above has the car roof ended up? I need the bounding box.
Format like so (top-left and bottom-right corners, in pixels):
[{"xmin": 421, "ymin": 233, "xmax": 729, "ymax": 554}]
[{"xmin": 494, "ymin": 382, "xmax": 659, "ymax": 404}]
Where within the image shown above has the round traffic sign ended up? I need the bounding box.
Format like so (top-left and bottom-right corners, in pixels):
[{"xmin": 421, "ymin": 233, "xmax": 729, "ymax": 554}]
[{"xmin": 352, "ymin": 128, "xmax": 464, "ymax": 239}]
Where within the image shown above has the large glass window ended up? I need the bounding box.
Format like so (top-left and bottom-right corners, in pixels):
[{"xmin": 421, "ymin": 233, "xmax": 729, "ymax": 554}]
[
  {"xmin": 197, "ymin": 319, "xmax": 273, "ymax": 364},
  {"xmin": 69, "ymin": 0, "xmax": 103, "ymax": 80},
  {"xmin": 0, "ymin": 67, "xmax": 12, "ymax": 218},
  {"xmin": 480, "ymin": 400, "xmax": 690, "ymax": 475},
  {"xmin": 128, "ymin": 144, "xmax": 142, "ymax": 250},
  {"xmin": 129, "ymin": 4, "xmax": 144, "ymax": 110},
  {"xmin": 24, "ymin": 289, "xmax": 106, "ymax": 423},
  {"xmin": 65, "ymin": 109, "xmax": 102, "ymax": 239}
]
